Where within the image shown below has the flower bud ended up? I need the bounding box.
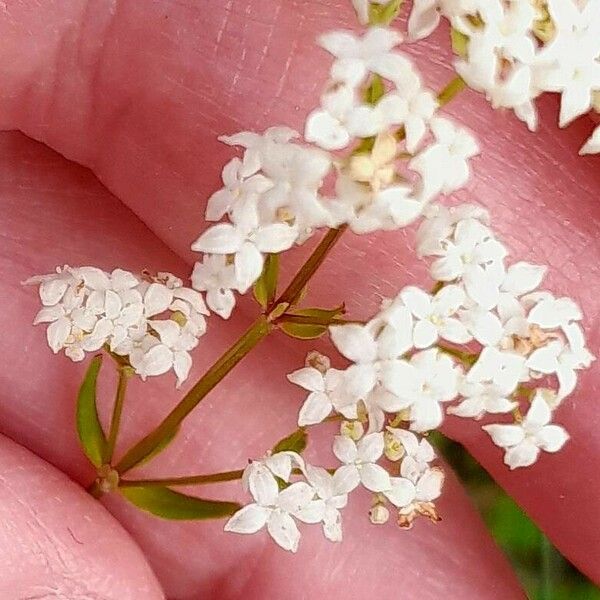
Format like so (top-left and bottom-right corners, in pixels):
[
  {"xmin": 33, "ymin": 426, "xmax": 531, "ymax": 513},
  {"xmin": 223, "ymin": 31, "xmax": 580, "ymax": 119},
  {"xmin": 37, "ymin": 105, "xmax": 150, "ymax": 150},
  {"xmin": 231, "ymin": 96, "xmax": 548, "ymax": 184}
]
[
  {"xmin": 369, "ymin": 503, "xmax": 389, "ymax": 525},
  {"xmin": 305, "ymin": 351, "xmax": 331, "ymax": 374}
]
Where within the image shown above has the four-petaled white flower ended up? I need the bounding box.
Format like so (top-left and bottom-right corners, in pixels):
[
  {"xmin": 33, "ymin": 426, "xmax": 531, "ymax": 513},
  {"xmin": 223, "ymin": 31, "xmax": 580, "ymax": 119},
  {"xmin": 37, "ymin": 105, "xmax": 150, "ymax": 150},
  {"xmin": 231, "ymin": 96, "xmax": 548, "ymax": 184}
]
[
  {"xmin": 384, "ymin": 460, "xmax": 444, "ymax": 528},
  {"xmin": 333, "ymin": 432, "xmax": 391, "ymax": 492},
  {"xmin": 483, "ymin": 393, "xmax": 570, "ymax": 469},
  {"xmin": 191, "ymin": 254, "xmax": 238, "ymax": 319},
  {"xmin": 297, "ymin": 465, "xmax": 356, "ymax": 542},
  {"xmin": 318, "ymin": 27, "xmax": 411, "ymax": 86},
  {"xmin": 191, "ymin": 204, "xmax": 298, "ymax": 293},
  {"xmin": 427, "ymin": 217, "xmax": 507, "ymax": 309},
  {"xmin": 400, "ymin": 284, "xmax": 471, "ymax": 348},
  {"xmin": 410, "ymin": 118, "xmax": 479, "ymax": 202},
  {"xmin": 383, "ymin": 349, "xmax": 461, "ymax": 432},
  {"xmin": 287, "ymin": 366, "xmax": 348, "ymax": 425},
  {"xmin": 527, "ymin": 323, "xmax": 595, "ymax": 400}
]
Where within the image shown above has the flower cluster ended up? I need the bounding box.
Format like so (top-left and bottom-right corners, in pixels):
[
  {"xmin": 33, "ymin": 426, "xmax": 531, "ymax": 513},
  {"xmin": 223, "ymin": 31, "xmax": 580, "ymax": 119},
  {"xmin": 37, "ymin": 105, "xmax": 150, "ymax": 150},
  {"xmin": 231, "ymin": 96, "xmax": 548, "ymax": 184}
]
[
  {"xmin": 225, "ymin": 427, "xmax": 443, "ymax": 551},
  {"xmin": 191, "ymin": 26, "xmax": 480, "ymax": 317},
  {"xmin": 406, "ymin": 0, "xmax": 600, "ymax": 153},
  {"xmin": 232, "ymin": 201, "xmax": 595, "ymax": 551},
  {"xmin": 25, "ymin": 266, "xmax": 208, "ymax": 386}
]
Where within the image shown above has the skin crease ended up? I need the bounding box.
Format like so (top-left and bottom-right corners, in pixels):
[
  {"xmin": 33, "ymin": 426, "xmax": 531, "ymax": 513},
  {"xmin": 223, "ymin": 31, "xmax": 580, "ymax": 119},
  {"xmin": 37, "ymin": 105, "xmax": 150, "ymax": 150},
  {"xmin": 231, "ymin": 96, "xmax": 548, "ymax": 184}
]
[
  {"xmin": 0, "ymin": 431, "xmax": 163, "ymax": 599},
  {"xmin": 0, "ymin": 0, "xmax": 598, "ymax": 596}
]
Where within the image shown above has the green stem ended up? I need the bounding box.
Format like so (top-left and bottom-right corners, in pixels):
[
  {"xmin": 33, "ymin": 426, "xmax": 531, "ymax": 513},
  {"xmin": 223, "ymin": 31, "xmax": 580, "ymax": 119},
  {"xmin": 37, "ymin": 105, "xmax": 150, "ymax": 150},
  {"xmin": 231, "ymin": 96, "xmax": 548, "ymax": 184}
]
[
  {"xmin": 115, "ymin": 317, "xmax": 271, "ymax": 474},
  {"xmin": 276, "ymin": 226, "xmax": 347, "ymax": 307},
  {"xmin": 277, "ymin": 314, "xmax": 354, "ymax": 327},
  {"xmin": 437, "ymin": 76, "xmax": 467, "ymax": 107},
  {"xmin": 104, "ymin": 367, "xmax": 130, "ymax": 464},
  {"xmin": 119, "ymin": 470, "xmax": 245, "ymax": 488}
]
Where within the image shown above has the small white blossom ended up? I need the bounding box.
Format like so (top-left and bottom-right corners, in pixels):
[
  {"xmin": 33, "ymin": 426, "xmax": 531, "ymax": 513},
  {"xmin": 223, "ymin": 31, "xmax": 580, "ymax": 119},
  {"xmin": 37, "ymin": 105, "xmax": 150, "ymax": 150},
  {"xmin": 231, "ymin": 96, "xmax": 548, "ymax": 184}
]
[
  {"xmin": 410, "ymin": 117, "xmax": 480, "ymax": 201},
  {"xmin": 191, "ymin": 204, "xmax": 298, "ymax": 293},
  {"xmin": 333, "ymin": 432, "xmax": 391, "ymax": 492},
  {"xmin": 425, "ymin": 215, "xmax": 507, "ymax": 309},
  {"xmin": 287, "ymin": 366, "xmax": 348, "ymax": 425},
  {"xmin": 467, "ymin": 347, "xmax": 526, "ymax": 393},
  {"xmin": 483, "ymin": 393, "xmax": 569, "ymax": 469},
  {"xmin": 205, "ymin": 157, "xmax": 273, "ymax": 222},
  {"xmin": 527, "ymin": 323, "xmax": 594, "ymax": 400},
  {"xmin": 383, "ymin": 349, "xmax": 461, "ymax": 432},
  {"xmin": 386, "ymin": 427, "xmax": 435, "ymax": 472},
  {"xmin": 384, "ymin": 463, "xmax": 444, "ymax": 528},
  {"xmin": 191, "ymin": 255, "xmax": 238, "ymax": 319},
  {"xmin": 318, "ymin": 27, "xmax": 411, "ymax": 86},
  {"xmin": 298, "ymin": 465, "xmax": 355, "ymax": 542},
  {"xmin": 401, "ymin": 284, "xmax": 471, "ymax": 348},
  {"xmin": 536, "ymin": 0, "xmax": 600, "ymax": 127}
]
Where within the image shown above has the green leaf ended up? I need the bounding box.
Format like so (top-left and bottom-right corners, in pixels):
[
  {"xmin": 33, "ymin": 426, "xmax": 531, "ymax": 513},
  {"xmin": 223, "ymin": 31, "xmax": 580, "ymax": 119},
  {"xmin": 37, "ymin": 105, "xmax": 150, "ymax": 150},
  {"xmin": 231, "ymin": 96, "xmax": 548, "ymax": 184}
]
[
  {"xmin": 450, "ymin": 27, "xmax": 469, "ymax": 57},
  {"xmin": 253, "ymin": 254, "xmax": 279, "ymax": 309},
  {"xmin": 364, "ymin": 74, "xmax": 384, "ymax": 106},
  {"xmin": 76, "ymin": 355, "xmax": 107, "ymax": 467},
  {"xmin": 287, "ymin": 306, "xmax": 345, "ymax": 321},
  {"xmin": 279, "ymin": 305, "xmax": 345, "ymax": 340},
  {"xmin": 368, "ymin": 0, "xmax": 403, "ymax": 25},
  {"xmin": 280, "ymin": 321, "xmax": 328, "ymax": 340},
  {"xmin": 272, "ymin": 428, "xmax": 307, "ymax": 454},
  {"xmin": 135, "ymin": 425, "xmax": 181, "ymax": 467},
  {"xmin": 120, "ymin": 486, "xmax": 241, "ymax": 520}
]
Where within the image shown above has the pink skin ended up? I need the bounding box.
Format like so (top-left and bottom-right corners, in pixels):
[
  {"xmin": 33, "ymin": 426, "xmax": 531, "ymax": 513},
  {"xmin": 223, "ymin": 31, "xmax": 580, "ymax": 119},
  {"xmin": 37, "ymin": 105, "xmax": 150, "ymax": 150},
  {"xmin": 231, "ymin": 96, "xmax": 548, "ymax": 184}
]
[{"xmin": 0, "ymin": 0, "xmax": 598, "ymax": 597}]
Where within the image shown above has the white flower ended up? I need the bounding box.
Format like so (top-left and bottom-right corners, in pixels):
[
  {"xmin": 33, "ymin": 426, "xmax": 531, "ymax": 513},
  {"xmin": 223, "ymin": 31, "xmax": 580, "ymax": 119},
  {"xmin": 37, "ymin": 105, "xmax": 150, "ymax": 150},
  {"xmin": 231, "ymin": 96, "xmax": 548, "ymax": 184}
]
[
  {"xmin": 383, "ymin": 462, "xmax": 444, "ymax": 528},
  {"xmin": 397, "ymin": 82, "xmax": 438, "ymax": 154},
  {"xmin": 527, "ymin": 323, "xmax": 594, "ymax": 399},
  {"xmin": 400, "ymin": 284, "xmax": 471, "ymax": 348},
  {"xmin": 382, "ymin": 349, "xmax": 461, "ymax": 432},
  {"xmin": 191, "ymin": 254, "xmax": 237, "ymax": 319},
  {"xmin": 536, "ymin": 0, "xmax": 600, "ymax": 127},
  {"xmin": 580, "ymin": 124, "xmax": 600, "ymax": 155},
  {"xmin": 287, "ymin": 366, "xmax": 348, "ymax": 425},
  {"xmin": 386, "ymin": 427, "xmax": 435, "ymax": 472},
  {"xmin": 205, "ymin": 157, "xmax": 273, "ymax": 222},
  {"xmin": 416, "ymin": 203, "xmax": 490, "ymax": 257},
  {"xmin": 407, "ymin": 0, "xmax": 482, "ymax": 40},
  {"xmin": 318, "ymin": 27, "xmax": 410, "ymax": 86},
  {"xmin": 225, "ymin": 481, "xmax": 314, "ymax": 553},
  {"xmin": 333, "ymin": 432, "xmax": 391, "ymax": 492},
  {"xmin": 219, "ymin": 126, "xmax": 299, "ymax": 177},
  {"xmin": 483, "ymin": 393, "xmax": 569, "ymax": 469},
  {"xmin": 410, "ymin": 117, "xmax": 480, "ymax": 201},
  {"xmin": 191, "ymin": 204, "xmax": 298, "ymax": 293},
  {"xmin": 449, "ymin": 373, "xmax": 518, "ymax": 420},
  {"xmin": 298, "ymin": 465, "xmax": 355, "ymax": 542},
  {"xmin": 305, "ymin": 84, "xmax": 357, "ymax": 150},
  {"xmin": 328, "ymin": 311, "xmax": 416, "ymax": 426},
  {"xmin": 133, "ymin": 320, "xmax": 198, "ymax": 386},
  {"xmin": 467, "ymin": 347, "xmax": 526, "ymax": 393},
  {"xmin": 427, "ymin": 216, "xmax": 507, "ymax": 309},
  {"xmin": 526, "ymin": 292, "xmax": 582, "ymax": 331},
  {"xmin": 225, "ymin": 452, "xmax": 314, "ymax": 552}
]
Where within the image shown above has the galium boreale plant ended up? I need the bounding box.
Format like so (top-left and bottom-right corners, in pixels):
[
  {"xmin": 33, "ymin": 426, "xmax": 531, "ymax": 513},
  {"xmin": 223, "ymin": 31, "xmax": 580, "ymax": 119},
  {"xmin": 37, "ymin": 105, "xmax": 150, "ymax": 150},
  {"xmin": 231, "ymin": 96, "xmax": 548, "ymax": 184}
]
[{"xmin": 24, "ymin": 0, "xmax": 596, "ymax": 553}]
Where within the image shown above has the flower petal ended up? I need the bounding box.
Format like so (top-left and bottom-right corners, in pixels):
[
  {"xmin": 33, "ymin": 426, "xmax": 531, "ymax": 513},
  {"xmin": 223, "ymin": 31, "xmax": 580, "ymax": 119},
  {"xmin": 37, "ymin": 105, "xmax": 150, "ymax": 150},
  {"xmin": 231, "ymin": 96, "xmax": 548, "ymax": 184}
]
[{"xmin": 224, "ymin": 504, "xmax": 270, "ymax": 534}]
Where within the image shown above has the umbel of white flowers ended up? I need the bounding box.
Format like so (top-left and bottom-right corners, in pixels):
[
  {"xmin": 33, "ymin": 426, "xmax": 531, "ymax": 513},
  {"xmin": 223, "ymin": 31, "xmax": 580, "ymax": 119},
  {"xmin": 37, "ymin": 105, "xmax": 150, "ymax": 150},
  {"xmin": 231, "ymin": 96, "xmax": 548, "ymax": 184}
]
[{"xmin": 25, "ymin": 0, "xmax": 596, "ymax": 556}]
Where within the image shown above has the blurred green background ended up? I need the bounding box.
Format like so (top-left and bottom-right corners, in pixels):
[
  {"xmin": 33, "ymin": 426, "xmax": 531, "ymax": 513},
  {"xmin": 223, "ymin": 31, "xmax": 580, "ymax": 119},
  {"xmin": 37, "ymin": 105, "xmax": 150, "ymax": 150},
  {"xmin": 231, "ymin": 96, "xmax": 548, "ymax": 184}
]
[{"xmin": 433, "ymin": 434, "xmax": 600, "ymax": 600}]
